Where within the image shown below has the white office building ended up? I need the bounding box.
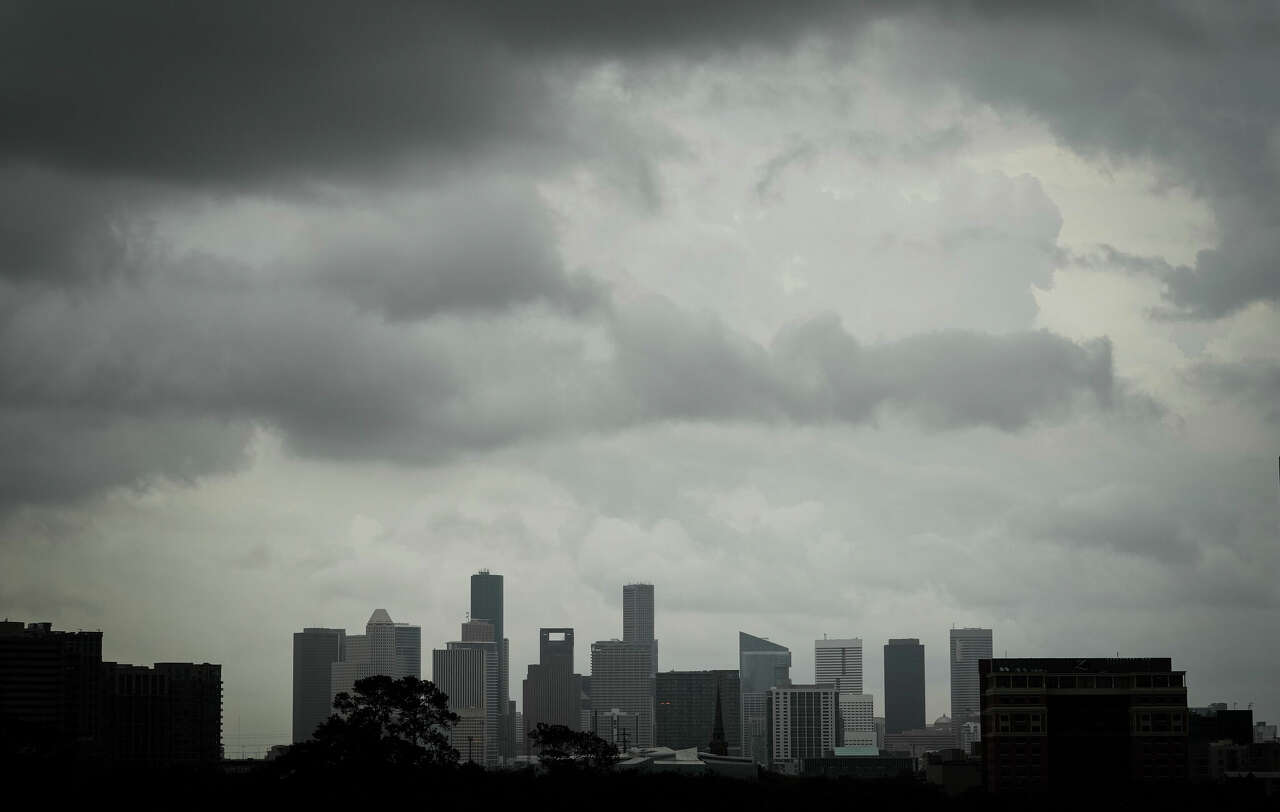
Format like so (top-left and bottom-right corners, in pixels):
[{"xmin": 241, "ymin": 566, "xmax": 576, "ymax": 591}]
[
  {"xmin": 330, "ymin": 609, "xmax": 420, "ymax": 701},
  {"xmin": 815, "ymin": 637, "xmax": 863, "ymax": 693},
  {"xmin": 768, "ymin": 684, "xmax": 838, "ymax": 774},
  {"xmin": 949, "ymin": 627, "xmax": 993, "ymax": 724}
]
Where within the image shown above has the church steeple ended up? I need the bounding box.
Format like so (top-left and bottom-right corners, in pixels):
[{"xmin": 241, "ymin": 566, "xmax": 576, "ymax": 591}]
[{"xmin": 707, "ymin": 682, "xmax": 728, "ymax": 755}]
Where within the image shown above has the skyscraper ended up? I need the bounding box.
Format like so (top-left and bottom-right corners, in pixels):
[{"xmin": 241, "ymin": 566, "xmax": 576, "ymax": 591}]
[
  {"xmin": 884, "ymin": 638, "xmax": 925, "ymax": 735},
  {"xmin": 623, "ymin": 582, "xmax": 657, "ymax": 674},
  {"xmin": 590, "ymin": 639, "xmax": 655, "ymax": 748},
  {"xmin": 655, "ymin": 670, "xmax": 741, "ymax": 755},
  {"xmin": 470, "ymin": 570, "xmax": 510, "ymax": 759},
  {"xmin": 330, "ymin": 609, "xmax": 420, "ymax": 702},
  {"xmin": 949, "ymin": 627, "xmax": 992, "ymax": 724},
  {"xmin": 523, "ymin": 628, "xmax": 583, "ymax": 743},
  {"xmin": 767, "ymin": 684, "xmax": 838, "ymax": 774},
  {"xmin": 292, "ymin": 627, "xmax": 345, "ymax": 742},
  {"xmin": 814, "ymin": 637, "xmax": 863, "ymax": 692},
  {"xmin": 433, "ymin": 619, "xmax": 499, "ymax": 767},
  {"xmin": 979, "ymin": 657, "xmax": 1189, "ymax": 791},
  {"xmin": 739, "ymin": 632, "xmax": 791, "ymax": 763}
]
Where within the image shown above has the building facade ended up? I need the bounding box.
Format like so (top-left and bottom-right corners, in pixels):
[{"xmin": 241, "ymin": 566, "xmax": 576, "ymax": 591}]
[
  {"xmin": 590, "ymin": 639, "xmax": 655, "ymax": 749},
  {"xmin": 767, "ymin": 684, "xmax": 838, "ymax": 774},
  {"xmin": 434, "ymin": 619, "xmax": 500, "ymax": 767},
  {"xmin": 838, "ymin": 693, "xmax": 876, "ymax": 747},
  {"xmin": 815, "ymin": 637, "xmax": 863, "ymax": 693},
  {"xmin": 470, "ymin": 570, "xmax": 511, "ymax": 760},
  {"xmin": 623, "ymin": 583, "xmax": 658, "ymax": 676},
  {"xmin": 884, "ymin": 638, "xmax": 925, "ymax": 736},
  {"xmin": 105, "ymin": 662, "xmax": 222, "ymax": 766},
  {"xmin": 292, "ymin": 627, "xmax": 345, "ymax": 742},
  {"xmin": 949, "ymin": 628, "xmax": 992, "ymax": 725},
  {"xmin": 523, "ymin": 628, "xmax": 585, "ymax": 746},
  {"xmin": 739, "ymin": 632, "xmax": 791, "ymax": 764},
  {"xmin": 979, "ymin": 657, "xmax": 1189, "ymax": 792},
  {"xmin": 330, "ymin": 609, "xmax": 420, "ymax": 702},
  {"xmin": 655, "ymin": 669, "xmax": 742, "ymax": 755},
  {"xmin": 0, "ymin": 620, "xmax": 104, "ymax": 760}
]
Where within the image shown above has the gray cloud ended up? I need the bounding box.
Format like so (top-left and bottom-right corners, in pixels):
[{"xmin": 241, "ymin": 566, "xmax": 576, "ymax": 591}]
[
  {"xmin": 1186, "ymin": 359, "xmax": 1280, "ymax": 423},
  {"xmin": 0, "ymin": 257, "xmax": 1124, "ymax": 511},
  {"xmin": 301, "ymin": 182, "xmax": 604, "ymax": 320}
]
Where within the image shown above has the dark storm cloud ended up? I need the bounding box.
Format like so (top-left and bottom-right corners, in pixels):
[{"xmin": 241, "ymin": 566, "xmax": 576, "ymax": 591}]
[
  {"xmin": 303, "ymin": 183, "xmax": 603, "ymax": 320},
  {"xmin": 5, "ymin": 3, "xmax": 1275, "ymax": 315},
  {"xmin": 0, "ymin": 0, "xmax": 855, "ymax": 188},
  {"xmin": 0, "ymin": 167, "xmax": 160, "ymax": 285}
]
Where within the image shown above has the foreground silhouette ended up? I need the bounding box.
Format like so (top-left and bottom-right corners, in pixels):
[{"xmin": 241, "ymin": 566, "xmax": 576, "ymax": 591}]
[
  {"xmin": 274, "ymin": 675, "xmax": 459, "ymax": 776},
  {"xmin": 527, "ymin": 723, "xmax": 619, "ymax": 770}
]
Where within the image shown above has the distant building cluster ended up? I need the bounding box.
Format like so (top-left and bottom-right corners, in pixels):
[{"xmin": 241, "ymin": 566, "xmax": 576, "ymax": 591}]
[
  {"xmin": 6, "ymin": 572, "xmax": 1275, "ymax": 792},
  {"xmin": 283, "ymin": 575, "xmax": 1280, "ymax": 788}
]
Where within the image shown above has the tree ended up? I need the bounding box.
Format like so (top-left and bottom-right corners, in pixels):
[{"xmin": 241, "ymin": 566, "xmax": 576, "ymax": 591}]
[
  {"xmin": 275, "ymin": 675, "xmax": 459, "ymax": 776},
  {"xmin": 527, "ymin": 723, "xmax": 618, "ymax": 771}
]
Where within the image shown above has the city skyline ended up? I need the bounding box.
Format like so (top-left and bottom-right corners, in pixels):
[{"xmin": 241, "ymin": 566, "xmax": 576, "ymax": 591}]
[{"xmin": 3, "ymin": 1, "xmax": 1278, "ymax": 766}]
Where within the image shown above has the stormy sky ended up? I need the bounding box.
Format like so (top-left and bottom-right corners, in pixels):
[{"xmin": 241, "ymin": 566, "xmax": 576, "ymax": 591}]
[{"xmin": 3, "ymin": 2, "xmax": 1278, "ymax": 753}]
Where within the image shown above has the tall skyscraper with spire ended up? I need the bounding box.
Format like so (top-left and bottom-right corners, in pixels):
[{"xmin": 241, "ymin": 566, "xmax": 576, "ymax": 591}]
[{"xmin": 470, "ymin": 570, "xmax": 511, "ymax": 760}]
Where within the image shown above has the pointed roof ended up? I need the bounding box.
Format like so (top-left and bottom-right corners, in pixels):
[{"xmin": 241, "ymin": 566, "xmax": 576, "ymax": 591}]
[
  {"xmin": 368, "ymin": 608, "xmax": 393, "ymax": 625},
  {"xmin": 739, "ymin": 631, "xmax": 788, "ymax": 653}
]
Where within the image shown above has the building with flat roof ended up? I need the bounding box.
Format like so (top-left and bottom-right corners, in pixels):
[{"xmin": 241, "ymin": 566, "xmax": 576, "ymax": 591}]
[
  {"xmin": 0, "ymin": 620, "xmax": 104, "ymax": 761},
  {"xmin": 523, "ymin": 628, "xmax": 585, "ymax": 747},
  {"xmin": 655, "ymin": 669, "xmax": 741, "ymax": 756},
  {"xmin": 590, "ymin": 640, "xmax": 655, "ymax": 748},
  {"xmin": 949, "ymin": 628, "xmax": 992, "ymax": 725},
  {"xmin": 979, "ymin": 657, "xmax": 1188, "ymax": 792},
  {"xmin": 767, "ymin": 683, "xmax": 837, "ymax": 774},
  {"xmin": 433, "ymin": 619, "xmax": 499, "ymax": 767},
  {"xmin": 884, "ymin": 638, "xmax": 925, "ymax": 736},
  {"xmin": 470, "ymin": 570, "xmax": 511, "ymax": 760},
  {"xmin": 292, "ymin": 627, "xmax": 344, "ymax": 742},
  {"xmin": 815, "ymin": 637, "xmax": 863, "ymax": 693}
]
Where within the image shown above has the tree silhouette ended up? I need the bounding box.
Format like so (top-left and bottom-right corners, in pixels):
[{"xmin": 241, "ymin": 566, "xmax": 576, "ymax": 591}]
[
  {"xmin": 527, "ymin": 723, "xmax": 618, "ymax": 771},
  {"xmin": 275, "ymin": 675, "xmax": 459, "ymax": 776}
]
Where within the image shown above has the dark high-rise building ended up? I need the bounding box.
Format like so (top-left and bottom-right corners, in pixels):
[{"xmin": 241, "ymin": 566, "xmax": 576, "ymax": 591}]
[
  {"xmin": 0, "ymin": 621, "xmax": 221, "ymax": 767},
  {"xmin": 740, "ymin": 632, "xmax": 791, "ymax": 763},
  {"xmin": 623, "ymin": 583, "xmax": 657, "ymax": 675},
  {"xmin": 523, "ymin": 628, "xmax": 584, "ymax": 745},
  {"xmin": 0, "ymin": 620, "xmax": 104, "ymax": 760},
  {"xmin": 884, "ymin": 638, "xmax": 925, "ymax": 735},
  {"xmin": 292, "ymin": 627, "xmax": 345, "ymax": 742},
  {"xmin": 1188, "ymin": 703, "xmax": 1254, "ymax": 782},
  {"xmin": 470, "ymin": 570, "xmax": 510, "ymax": 758},
  {"xmin": 655, "ymin": 670, "xmax": 741, "ymax": 755},
  {"xmin": 104, "ymin": 662, "xmax": 223, "ymax": 767},
  {"xmin": 979, "ymin": 658, "xmax": 1189, "ymax": 791}
]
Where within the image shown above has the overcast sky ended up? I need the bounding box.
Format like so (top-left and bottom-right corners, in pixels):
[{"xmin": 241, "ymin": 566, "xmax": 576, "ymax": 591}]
[{"xmin": 3, "ymin": 2, "xmax": 1278, "ymax": 755}]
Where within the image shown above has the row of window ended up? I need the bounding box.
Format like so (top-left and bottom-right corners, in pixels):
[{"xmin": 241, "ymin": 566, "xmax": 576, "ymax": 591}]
[{"xmin": 988, "ymin": 673, "xmax": 1184, "ymax": 690}]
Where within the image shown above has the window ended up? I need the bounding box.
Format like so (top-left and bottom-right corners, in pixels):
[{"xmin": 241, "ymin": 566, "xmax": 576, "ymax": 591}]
[
  {"xmin": 1058, "ymin": 676, "xmax": 1074, "ymax": 689},
  {"xmin": 1012, "ymin": 676, "xmax": 1027, "ymax": 688},
  {"xmin": 996, "ymin": 676, "xmax": 1011, "ymax": 688},
  {"xmin": 1030, "ymin": 714, "xmax": 1043, "ymax": 733},
  {"xmin": 1046, "ymin": 676, "xmax": 1058, "ymax": 689},
  {"xmin": 1153, "ymin": 675, "xmax": 1169, "ymax": 688},
  {"xmin": 1028, "ymin": 676, "xmax": 1043, "ymax": 688},
  {"xmin": 1169, "ymin": 674, "xmax": 1183, "ymax": 687},
  {"xmin": 1096, "ymin": 676, "xmax": 1113, "ymax": 688},
  {"xmin": 1136, "ymin": 676, "xmax": 1152, "ymax": 688}
]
